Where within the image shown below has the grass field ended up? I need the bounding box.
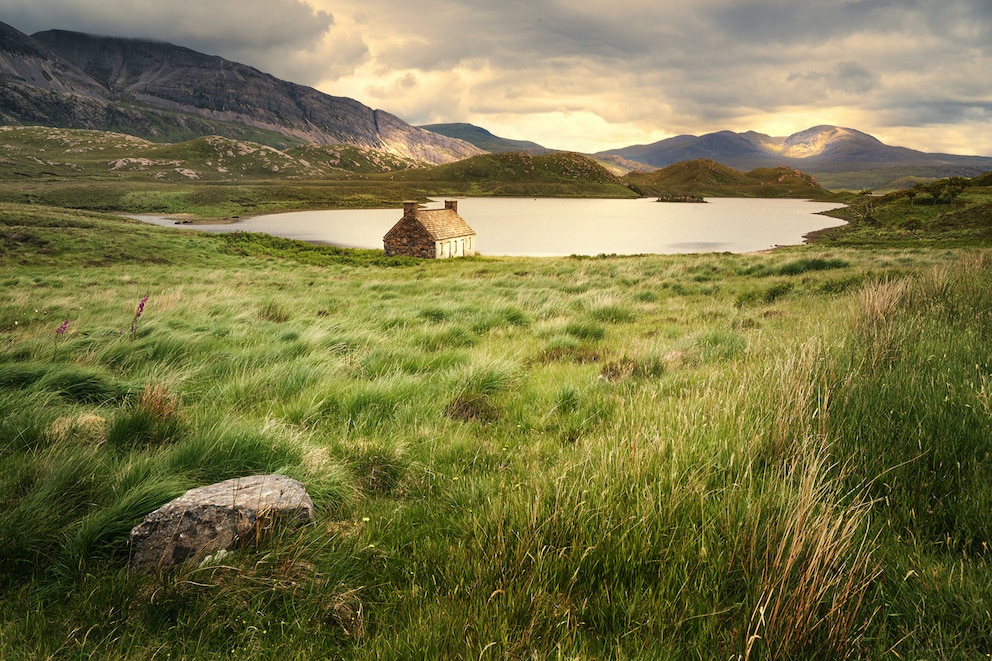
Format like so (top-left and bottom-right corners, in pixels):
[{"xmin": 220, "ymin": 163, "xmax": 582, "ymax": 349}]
[{"xmin": 1, "ymin": 182, "xmax": 992, "ymax": 659}]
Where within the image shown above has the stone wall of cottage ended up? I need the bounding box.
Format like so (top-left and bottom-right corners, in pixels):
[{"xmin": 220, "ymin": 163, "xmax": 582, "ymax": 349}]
[{"xmin": 383, "ymin": 219, "xmax": 437, "ymax": 258}]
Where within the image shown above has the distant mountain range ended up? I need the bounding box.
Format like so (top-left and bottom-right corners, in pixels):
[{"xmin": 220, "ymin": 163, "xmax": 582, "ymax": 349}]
[
  {"xmin": 3, "ymin": 22, "xmax": 991, "ymax": 190},
  {"xmin": 428, "ymin": 122, "xmax": 992, "ymax": 190},
  {"xmin": 0, "ymin": 22, "xmax": 482, "ymax": 164},
  {"xmin": 599, "ymin": 125, "xmax": 992, "ymax": 173},
  {"xmin": 599, "ymin": 126, "xmax": 992, "ymax": 190}
]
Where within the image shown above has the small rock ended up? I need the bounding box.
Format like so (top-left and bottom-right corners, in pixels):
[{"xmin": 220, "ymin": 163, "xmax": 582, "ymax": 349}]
[{"xmin": 129, "ymin": 474, "xmax": 314, "ymax": 572}]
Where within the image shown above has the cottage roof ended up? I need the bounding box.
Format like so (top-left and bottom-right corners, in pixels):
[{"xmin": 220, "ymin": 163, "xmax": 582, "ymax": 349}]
[{"xmin": 414, "ymin": 209, "xmax": 476, "ymax": 241}]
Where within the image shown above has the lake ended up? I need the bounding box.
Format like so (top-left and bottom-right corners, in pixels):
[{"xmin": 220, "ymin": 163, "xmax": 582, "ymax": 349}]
[{"xmin": 133, "ymin": 197, "xmax": 847, "ymax": 256}]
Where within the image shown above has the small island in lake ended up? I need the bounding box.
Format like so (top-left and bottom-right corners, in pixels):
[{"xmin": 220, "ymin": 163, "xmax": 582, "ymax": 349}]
[{"xmin": 656, "ymin": 194, "xmax": 707, "ymax": 203}]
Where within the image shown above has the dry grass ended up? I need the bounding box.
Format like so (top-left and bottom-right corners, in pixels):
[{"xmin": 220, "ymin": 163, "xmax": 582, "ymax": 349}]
[{"xmin": 743, "ymin": 450, "xmax": 880, "ymax": 660}]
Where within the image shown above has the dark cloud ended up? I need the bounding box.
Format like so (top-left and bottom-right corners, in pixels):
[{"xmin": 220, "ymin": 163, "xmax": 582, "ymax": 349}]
[
  {"xmin": 788, "ymin": 62, "xmax": 881, "ymax": 96},
  {"xmin": 880, "ymin": 100, "xmax": 992, "ymax": 128},
  {"xmin": 1, "ymin": 0, "xmax": 990, "ymax": 154},
  {"xmin": 3, "ymin": 0, "xmax": 333, "ymax": 47},
  {"xmin": 0, "ymin": 0, "xmax": 351, "ymax": 84}
]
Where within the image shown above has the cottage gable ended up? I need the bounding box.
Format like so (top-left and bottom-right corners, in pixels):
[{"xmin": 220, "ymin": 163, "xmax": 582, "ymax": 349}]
[{"xmin": 383, "ymin": 200, "xmax": 477, "ymax": 259}]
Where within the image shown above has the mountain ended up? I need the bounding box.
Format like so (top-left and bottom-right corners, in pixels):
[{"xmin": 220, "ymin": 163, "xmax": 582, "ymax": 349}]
[
  {"xmin": 420, "ymin": 123, "xmax": 551, "ymax": 154},
  {"xmin": 623, "ymin": 159, "xmax": 832, "ymax": 199},
  {"xmin": 600, "ymin": 126, "xmax": 992, "ymax": 190},
  {"xmin": 0, "ymin": 22, "xmax": 482, "ymax": 165},
  {"xmin": 420, "ymin": 122, "xmax": 660, "ymax": 178}
]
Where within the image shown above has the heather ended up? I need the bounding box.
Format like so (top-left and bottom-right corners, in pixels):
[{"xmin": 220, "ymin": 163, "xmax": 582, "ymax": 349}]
[{"xmin": 1, "ymin": 202, "xmax": 991, "ymax": 659}]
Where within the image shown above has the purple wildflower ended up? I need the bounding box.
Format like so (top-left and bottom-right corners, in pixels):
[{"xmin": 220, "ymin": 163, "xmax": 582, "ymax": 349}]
[
  {"xmin": 130, "ymin": 294, "xmax": 150, "ymax": 340},
  {"xmin": 53, "ymin": 315, "xmax": 69, "ymax": 360}
]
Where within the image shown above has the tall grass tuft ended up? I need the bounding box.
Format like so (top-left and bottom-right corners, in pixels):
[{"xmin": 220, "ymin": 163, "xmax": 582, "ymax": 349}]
[
  {"xmin": 565, "ymin": 319, "xmax": 606, "ymax": 341},
  {"xmin": 849, "ymin": 277, "xmax": 911, "ymax": 369},
  {"xmin": 106, "ymin": 383, "xmax": 185, "ymax": 452},
  {"xmin": 588, "ymin": 302, "xmax": 636, "ymax": 324},
  {"xmin": 833, "ymin": 262, "xmax": 992, "ymax": 554},
  {"xmin": 258, "ymin": 300, "xmax": 290, "ymax": 323},
  {"xmin": 62, "ymin": 473, "xmax": 188, "ymax": 571},
  {"xmin": 740, "ymin": 449, "xmax": 880, "ymax": 660},
  {"xmin": 339, "ymin": 375, "xmax": 421, "ymax": 432},
  {"xmin": 0, "ymin": 390, "xmax": 62, "ymax": 452},
  {"xmin": 345, "ymin": 438, "xmax": 410, "ymax": 496},
  {"xmin": 165, "ymin": 420, "xmax": 301, "ymax": 485},
  {"xmin": 0, "ymin": 362, "xmax": 135, "ymax": 404},
  {"xmin": 0, "ymin": 442, "xmax": 112, "ymax": 583},
  {"xmin": 445, "ymin": 358, "xmax": 522, "ymax": 423}
]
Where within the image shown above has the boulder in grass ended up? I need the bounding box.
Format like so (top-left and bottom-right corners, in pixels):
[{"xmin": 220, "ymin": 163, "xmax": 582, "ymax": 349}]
[{"xmin": 129, "ymin": 474, "xmax": 314, "ymax": 572}]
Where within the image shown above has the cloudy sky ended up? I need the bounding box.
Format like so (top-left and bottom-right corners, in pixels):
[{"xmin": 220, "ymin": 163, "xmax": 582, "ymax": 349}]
[{"xmin": 3, "ymin": 0, "xmax": 991, "ymax": 155}]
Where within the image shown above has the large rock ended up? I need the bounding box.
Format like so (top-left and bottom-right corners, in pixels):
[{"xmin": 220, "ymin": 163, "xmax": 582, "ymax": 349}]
[{"xmin": 129, "ymin": 474, "xmax": 314, "ymax": 572}]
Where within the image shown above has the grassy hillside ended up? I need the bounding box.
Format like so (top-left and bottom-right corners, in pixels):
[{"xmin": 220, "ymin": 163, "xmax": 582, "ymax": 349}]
[
  {"xmin": 1, "ymin": 203, "xmax": 991, "ymax": 658},
  {"xmin": 0, "ymin": 126, "xmax": 417, "ymax": 182},
  {"xmin": 812, "ymin": 177, "xmax": 992, "ymax": 246},
  {"xmin": 624, "ymin": 158, "xmax": 836, "ymax": 199},
  {"xmin": 387, "ymin": 151, "xmax": 637, "ymax": 197},
  {"xmin": 0, "ymin": 128, "xmax": 636, "ymax": 217},
  {"xmin": 284, "ymin": 144, "xmax": 421, "ymax": 175}
]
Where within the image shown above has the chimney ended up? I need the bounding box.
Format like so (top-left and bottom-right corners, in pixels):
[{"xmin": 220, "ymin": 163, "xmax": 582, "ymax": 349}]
[
  {"xmin": 444, "ymin": 200, "xmax": 458, "ymax": 213},
  {"xmin": 403, "ymin": 201, "xmax": 418, "ymax": 217}
]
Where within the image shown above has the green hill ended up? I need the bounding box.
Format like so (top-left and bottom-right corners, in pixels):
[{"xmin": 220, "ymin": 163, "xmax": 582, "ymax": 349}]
[
  {"xmin": 388, "ymin": 151, "xmax": 636, "ymax": 197},
  {"xmin": 623, "ymin": 158, "xmax": 834, "ymax": 199}
]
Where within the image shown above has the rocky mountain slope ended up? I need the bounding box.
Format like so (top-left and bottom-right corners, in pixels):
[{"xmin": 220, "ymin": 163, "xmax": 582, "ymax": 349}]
[
  {"xmin": 420, "ymin": 123, "xmax": 551, "ymax": 154},
  {"xmin": 0, "ymin": 125, "xmax": 420, "ymax": 181},
  {"xmin": 0, "ymin": 22, "xmax": 482, "ymax": 165}
]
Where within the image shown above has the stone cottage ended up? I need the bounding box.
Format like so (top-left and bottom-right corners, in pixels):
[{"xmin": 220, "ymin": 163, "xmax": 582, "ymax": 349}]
[{"xmin": 383, "ymin": 200, "xmax": 477, "ymax": 258}]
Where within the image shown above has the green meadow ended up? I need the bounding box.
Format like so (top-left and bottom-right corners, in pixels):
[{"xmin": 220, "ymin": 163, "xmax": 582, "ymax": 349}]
[{"xmin": 1, "ymin": 180, "xmax": 992, "ymax": 659}]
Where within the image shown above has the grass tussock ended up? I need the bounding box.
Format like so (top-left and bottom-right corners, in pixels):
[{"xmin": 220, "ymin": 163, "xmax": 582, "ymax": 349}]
[{"xmin": 741, "ymin": 451, "xmax": 880, "ymax": 660}]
